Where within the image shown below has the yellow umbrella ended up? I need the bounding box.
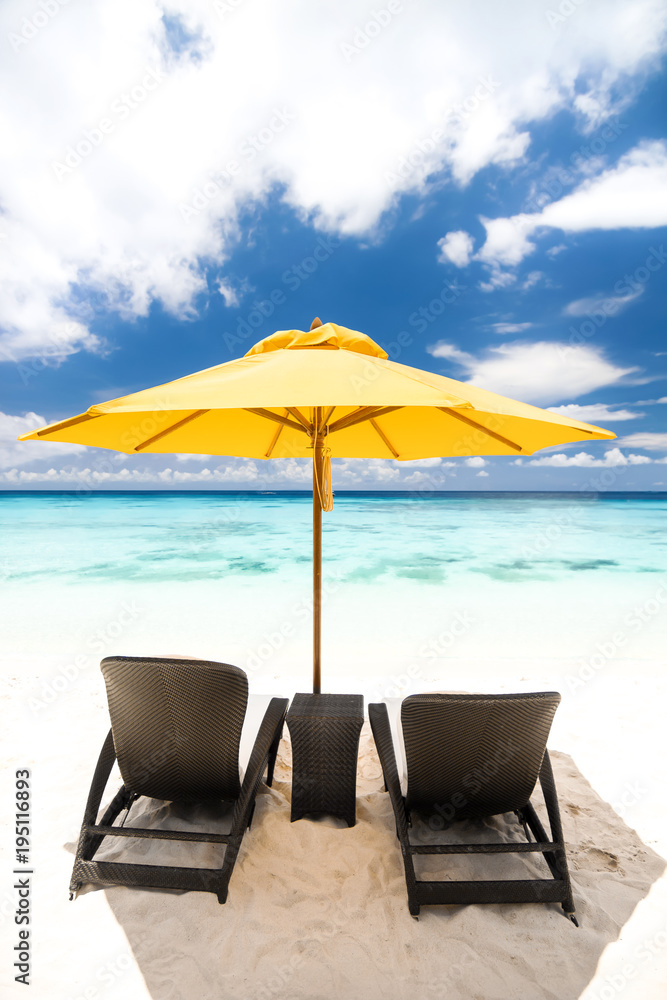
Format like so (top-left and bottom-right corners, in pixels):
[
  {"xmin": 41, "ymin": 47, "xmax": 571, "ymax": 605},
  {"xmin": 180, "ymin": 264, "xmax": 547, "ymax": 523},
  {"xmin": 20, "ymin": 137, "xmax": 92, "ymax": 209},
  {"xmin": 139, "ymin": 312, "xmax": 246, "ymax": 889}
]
[{"xmin": 20, "ymin": 318, "xmax": 615, "ymax": 692}]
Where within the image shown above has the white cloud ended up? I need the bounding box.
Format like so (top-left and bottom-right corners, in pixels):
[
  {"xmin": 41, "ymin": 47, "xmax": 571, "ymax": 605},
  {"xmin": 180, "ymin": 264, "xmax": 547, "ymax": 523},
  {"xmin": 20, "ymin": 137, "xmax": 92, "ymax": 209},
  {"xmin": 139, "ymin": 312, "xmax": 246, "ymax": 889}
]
[
  {"xmin": 1, "ymin": 0, "xmax": 666, "ymax": 358},
  {"xmin": 0, "ymin": 457, "xmax": 309, "ymax": 487},
  {"xmin": 437, "ymin": 231, "xmax": 474, "ymax": 267},
  {"xmin": 490, "ymin": 322, "xmax": 533, "ymax": 334},
  {"xmin": 476, "ymin": 140, "xmax": 667, "ymax": 269},
  {"xmin": 539, "ymin": 141, "xmax": 667, "ymax": 231},
  {"xmin": 547, "ymin": 403, "xmax": 643, "ymax": 423},
  {"xmin": 217, "ymin": 279, "xmax": 240, "ymax": 308},
  {"xmin": 479, "ymin": 268, "xmax": 518, "ymax": 292},
  {"xmin": 465, "ymin": 457, "xmax": 487, "ymax": 467},
  {"xmin": 528, "ymin": 447, "xmax": 651, "ymax": 467},
  {"xmin": 476, "ymin": 470, "xmax": 489, "ymax": 477},
  {"xmin": 617, "ymin": 432, "xmax": 667, "ymax": 451},
  {"xmin": 477, "ymin": 214, "xmax": 537, "ymax": 267},
  {"xmin": 427, "ymin": 342, "xmax": 474, "ymax": 365},
  {"xmin": 564, "ymin": 289, "xmax": 643, "ymax": 316},
  {"xmin": 546, "ymin": 244, "xmax": 567, "ymax": 258},
  {"xmin": 427, "ymin": 340, "xmax": 637, "ymax": 404},
  {"xmin": 401, "ymin": 457, "xmax": 445, "ymax": 468},
  {"xmin": 0, "ymin": 411, "xmax": 87, "ymax": 469},
  {"xmin": 5, "ymin": 452, "xmax": 488, "ymax": 489},
  {"xmin": 519, "ymin": 270, "xmax": 544, "ymax": 291}
]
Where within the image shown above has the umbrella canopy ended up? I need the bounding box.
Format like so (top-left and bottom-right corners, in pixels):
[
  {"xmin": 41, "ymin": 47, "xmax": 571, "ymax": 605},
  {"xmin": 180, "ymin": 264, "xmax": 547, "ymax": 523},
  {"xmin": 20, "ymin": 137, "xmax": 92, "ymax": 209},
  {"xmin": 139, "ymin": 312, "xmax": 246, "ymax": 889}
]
[{"xmin": 20, "ymin": 319, "xmax": 616, "ymax": 691}]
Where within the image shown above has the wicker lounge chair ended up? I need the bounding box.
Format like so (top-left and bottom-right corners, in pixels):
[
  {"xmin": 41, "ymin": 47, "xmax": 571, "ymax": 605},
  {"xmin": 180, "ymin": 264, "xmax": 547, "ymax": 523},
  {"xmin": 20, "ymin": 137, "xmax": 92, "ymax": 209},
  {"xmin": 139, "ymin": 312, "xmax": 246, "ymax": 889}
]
[
  {"xmin": 369, "ymin": 692, "xmax": 577, "ymax": 922},
  {"xmin": 70, "ymin": 656, "xmax": 288, "ymax": 904}
]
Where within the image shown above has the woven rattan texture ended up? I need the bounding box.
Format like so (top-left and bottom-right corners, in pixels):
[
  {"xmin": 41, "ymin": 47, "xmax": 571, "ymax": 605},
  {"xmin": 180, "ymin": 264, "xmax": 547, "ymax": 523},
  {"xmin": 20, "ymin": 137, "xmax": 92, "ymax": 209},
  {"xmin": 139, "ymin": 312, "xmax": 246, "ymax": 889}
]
[
  {"xmin": 401, "ymin": 692, "xmax": 561, "ymax": 816},
  {"xmin": 70, "ymin": 660, "xmax": 288, "ymax": 903},
  {"xmin": 287, "ymin": 694, "xmax": 363, "ymax": 827},
  {"xmin": 101, "ymin": 656, "xmax": 248, "ymax": 802},
  {"xmin": 369, "ymin": 696, "xmax": 576, "ymax": 919}
]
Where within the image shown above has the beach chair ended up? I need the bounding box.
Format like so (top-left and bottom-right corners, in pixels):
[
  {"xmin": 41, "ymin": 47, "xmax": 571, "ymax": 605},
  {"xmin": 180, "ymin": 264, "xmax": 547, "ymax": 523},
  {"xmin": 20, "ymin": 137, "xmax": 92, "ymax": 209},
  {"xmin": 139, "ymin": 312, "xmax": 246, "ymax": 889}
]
[
  {"xmin": 69, "ymin": 656, "xmax": 288, "ymax": 903},
  {"xmin": 368, "ymin": 692, "xmax": 577, "ymax": 922}
]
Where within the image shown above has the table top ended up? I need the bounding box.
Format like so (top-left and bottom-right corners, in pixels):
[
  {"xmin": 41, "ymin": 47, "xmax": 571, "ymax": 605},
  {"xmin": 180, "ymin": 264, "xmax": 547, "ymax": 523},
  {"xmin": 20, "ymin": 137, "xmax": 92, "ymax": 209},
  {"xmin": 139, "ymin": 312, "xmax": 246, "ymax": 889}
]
[{"xmin": 288, "ymin": 693, "xmax": 364, "ymax": 719}]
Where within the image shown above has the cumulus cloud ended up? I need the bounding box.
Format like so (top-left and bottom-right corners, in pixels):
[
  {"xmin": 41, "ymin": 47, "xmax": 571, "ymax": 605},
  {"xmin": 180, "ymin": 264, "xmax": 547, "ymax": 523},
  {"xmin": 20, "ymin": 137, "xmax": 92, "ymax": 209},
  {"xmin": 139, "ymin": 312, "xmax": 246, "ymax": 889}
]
[
  {"xmin": 547, "ymin": 403, "xmax": 643, "ymax": 422},
  {"xmin": 519, "ymin": 270, "xmax": 544, "ymax": 291},
  {"xmin": 527, "ymin": 447, "xmax": 651, "ymax": 467},
  {"xmin": 0, "ymin": 411, "xmax": 87, "ymax": 469},
  {"xmin": 0, "ymin": 457, "xmax": 310, "ymax": 487},
  {"xmin": 478, "ymin": 269, "xmax": 518, "ymax": 292},
  {"xmin": 465, "ymin": 457, "xmax": 487, "ymax": 467},
  {"xmin": 477, "ymin": 214, "xmax": 537, "ymax": 268},
  {"xmin": 217, "ymin": 279, "xmax": 241, "ymax": 308},
  {"xmin": 427, "ymin": 340, "xmax": 638, "ymax": 404},
  {"xmin": 437, "ymin": 231, "xmax": 475, "ymax": 267},
  {"xmin": 475, "ymin": 140, "xmax": 667, "ymax": 270},
  {"xmin": 427, "ymin": 342, "xmax": 474, "ymax": 365},
  {"xmin": 1, "ymin": 0, "xmax": 666, "ymax": 358}
]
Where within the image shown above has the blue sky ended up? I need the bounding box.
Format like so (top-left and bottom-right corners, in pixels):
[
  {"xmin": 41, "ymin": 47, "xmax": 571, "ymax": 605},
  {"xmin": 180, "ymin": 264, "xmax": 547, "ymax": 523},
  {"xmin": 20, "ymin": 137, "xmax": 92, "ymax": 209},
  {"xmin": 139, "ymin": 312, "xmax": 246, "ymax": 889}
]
[{"xmin": 1, "ymin": 0, "xmax": 666, "ymax": 490}]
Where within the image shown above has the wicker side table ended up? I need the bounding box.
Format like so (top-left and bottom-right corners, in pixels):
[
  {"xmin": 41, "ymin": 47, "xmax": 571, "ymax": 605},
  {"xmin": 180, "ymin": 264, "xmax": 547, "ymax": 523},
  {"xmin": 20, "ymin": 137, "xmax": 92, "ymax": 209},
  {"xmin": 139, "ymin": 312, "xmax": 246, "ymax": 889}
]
[{"xmin": 287, "ymin": 693, "xmax": 364, "ymax": 827}]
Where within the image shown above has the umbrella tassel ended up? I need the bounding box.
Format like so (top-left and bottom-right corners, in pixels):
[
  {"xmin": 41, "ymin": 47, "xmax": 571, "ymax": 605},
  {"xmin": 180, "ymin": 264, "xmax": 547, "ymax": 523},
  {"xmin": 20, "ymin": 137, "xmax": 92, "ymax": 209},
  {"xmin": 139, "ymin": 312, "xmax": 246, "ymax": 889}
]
[{"xmin": 314, "ymin": 446, "xmax": 333, "ymax": 513}]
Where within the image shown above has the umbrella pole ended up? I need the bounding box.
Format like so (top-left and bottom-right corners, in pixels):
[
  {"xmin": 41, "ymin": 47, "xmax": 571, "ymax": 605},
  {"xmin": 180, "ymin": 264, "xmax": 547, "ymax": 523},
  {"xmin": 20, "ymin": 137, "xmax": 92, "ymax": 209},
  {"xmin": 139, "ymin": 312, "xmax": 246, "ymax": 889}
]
[{"xmin": 312, "ymin": 409, "xmax": 323, "ymax": 694}]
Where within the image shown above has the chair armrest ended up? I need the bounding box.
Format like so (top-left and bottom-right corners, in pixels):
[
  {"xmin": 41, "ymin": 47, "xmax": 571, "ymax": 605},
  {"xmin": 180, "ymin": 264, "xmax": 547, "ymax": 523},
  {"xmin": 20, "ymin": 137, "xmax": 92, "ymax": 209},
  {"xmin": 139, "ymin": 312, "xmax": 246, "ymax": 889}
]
[
  {"xmin": 82, "ymin": 729, "xmax": 118, "ymax": 826},
  {"xmin": 72, "ymin": 729, "xmax": 122, "ymax": 876},
  {"xmin": 369, "ymin": 703, "xmax": 410, "ymax": 840},
  {"xmin": 232, "ymin": 697, "xmax": 288, "ymax": 832}
]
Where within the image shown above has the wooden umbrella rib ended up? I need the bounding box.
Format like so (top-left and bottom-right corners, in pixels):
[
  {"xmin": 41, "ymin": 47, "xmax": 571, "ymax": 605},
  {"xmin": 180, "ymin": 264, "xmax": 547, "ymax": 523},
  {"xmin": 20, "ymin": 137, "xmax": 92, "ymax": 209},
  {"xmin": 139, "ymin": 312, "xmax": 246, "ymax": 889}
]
[
  {"xmin": 370, "ymin": 418, "xmax": 399, "ymax": 458},
  {"xmin": 37, "ymin": 412, "xmax": 97, "ymax": 436},
  {"xmin": 321, "ymin": 406, "xmax": 336, "ymax": 429},
  {"xmin": 244, "ymin": 408, "xmax": 309, "ymax": 434},
  {"xmin": 328, "ymin": 405, "xmax": 403, "ymax": 434},
  {"xmin": 134, "ymin": 409, "xmax": 210, "ymax": 451},
  {"xmin": 328, "ymin": 406, "xmax": 379, "ymax": 433},
  {"xmin": 265, "ymin": 421, "xmax": 284, "ymax": 457},
  {"xmin": 437, "ymin": 407, "xmax": 523, "ymax": 452},
  {"xmin": 286, "ymin": 407, "xmax": 313, "ymax": 432}
]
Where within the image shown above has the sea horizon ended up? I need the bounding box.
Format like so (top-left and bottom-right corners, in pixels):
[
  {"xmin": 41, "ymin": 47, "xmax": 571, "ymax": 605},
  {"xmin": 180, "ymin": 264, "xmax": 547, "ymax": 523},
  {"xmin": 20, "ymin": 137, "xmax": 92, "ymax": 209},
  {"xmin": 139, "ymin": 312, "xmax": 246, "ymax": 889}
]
[{"xmin": 2, "ymin": 488, "xmax": 666, "ymax": 496}]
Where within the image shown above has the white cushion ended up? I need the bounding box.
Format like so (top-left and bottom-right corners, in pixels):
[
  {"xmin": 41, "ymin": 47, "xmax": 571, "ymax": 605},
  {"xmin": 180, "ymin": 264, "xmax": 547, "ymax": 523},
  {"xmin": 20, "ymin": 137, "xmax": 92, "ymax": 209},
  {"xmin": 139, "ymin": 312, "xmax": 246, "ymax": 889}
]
[
  {"xmin": 239, "ymin": 694, "xmax": 276, "ymax": 783},
  {"xmin": 383, "ymin": 698, "xmax": 408, "ymax": 796},
  {"xmin": 381, "ymin": 691, "xmax": 472, "ymax": 798}
]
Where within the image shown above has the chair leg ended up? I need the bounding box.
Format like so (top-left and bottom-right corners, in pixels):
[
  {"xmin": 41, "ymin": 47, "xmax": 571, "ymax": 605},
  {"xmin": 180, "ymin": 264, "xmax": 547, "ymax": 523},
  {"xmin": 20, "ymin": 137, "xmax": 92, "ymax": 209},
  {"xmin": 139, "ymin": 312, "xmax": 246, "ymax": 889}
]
[
  {"xmin": 247, "ymin": 801, "xmax": 256, "ymax": 830},
  {"xmin": 531, "ymin": 753, "xmax": 578, "ymax": 922},
  {"xmin": 215, "ymin": 840, "xmax": 241, "ymax": 904},
  {"xmin": 401, "ymin": 845, "xmax": 421, "ymax": 917},
  {"xmin": 70, "ymin": 730, "xmax": 120, "ymax": 897}
]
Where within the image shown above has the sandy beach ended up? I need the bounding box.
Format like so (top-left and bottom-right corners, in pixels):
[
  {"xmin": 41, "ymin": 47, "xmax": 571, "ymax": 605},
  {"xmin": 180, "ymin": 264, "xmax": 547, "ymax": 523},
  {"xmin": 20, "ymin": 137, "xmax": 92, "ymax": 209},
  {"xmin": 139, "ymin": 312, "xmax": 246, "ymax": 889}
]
[
  {"xmin": 2, "ymin": 649, "xmax": 666, "ymax": 999},
  {"xmin": 1, "ymin": 492, "xmax": 666, "ymax": 998}
]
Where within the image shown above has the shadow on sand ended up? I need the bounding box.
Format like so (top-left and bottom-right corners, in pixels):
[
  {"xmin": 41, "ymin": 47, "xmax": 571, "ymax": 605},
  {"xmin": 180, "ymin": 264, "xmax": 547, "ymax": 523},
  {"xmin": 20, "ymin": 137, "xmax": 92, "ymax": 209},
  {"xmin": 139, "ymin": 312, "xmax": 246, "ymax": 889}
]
[{"xmin": 71, "ymin": 745, "xmax": 665, "ymax": 1000}]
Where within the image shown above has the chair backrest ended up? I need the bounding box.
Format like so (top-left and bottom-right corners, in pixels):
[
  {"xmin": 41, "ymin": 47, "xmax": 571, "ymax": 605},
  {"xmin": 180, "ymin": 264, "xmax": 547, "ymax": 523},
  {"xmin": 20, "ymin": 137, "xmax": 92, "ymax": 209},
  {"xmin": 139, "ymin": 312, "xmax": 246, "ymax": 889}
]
[
  {"xmin": 101, "ymin": 656, "xmax": 248, "ymax": 803},
  {"xmin": 401, "ymin": 692, "xmax": 560, "ymax": 818}
]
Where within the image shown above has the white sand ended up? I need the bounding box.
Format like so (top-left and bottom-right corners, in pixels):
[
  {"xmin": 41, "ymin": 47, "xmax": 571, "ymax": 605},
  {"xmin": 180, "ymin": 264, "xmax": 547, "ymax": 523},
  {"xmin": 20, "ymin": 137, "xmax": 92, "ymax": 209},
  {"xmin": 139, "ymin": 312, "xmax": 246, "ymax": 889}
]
[{"xmin": 2, "ymin": 651, "xmax": 667, "ymax": 1000}]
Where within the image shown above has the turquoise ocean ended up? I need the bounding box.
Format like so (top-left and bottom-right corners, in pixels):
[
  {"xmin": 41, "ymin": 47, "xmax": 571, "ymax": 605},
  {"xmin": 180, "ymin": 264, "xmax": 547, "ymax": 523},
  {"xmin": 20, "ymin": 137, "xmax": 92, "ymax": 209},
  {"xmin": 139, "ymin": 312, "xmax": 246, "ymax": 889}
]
[{"xmin": 2, "ymin": 491, "xmax": 666, "ymax": 698}]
